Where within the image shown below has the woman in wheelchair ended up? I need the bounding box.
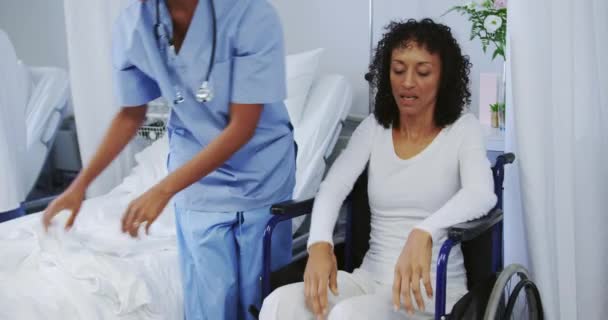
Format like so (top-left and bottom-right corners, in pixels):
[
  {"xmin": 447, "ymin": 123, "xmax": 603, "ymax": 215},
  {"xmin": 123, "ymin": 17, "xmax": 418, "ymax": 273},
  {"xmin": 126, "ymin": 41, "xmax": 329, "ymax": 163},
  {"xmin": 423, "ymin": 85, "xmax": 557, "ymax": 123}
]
[{"xmin": 260, "ymin": 18, "xmax": 497, "ymax": 319}]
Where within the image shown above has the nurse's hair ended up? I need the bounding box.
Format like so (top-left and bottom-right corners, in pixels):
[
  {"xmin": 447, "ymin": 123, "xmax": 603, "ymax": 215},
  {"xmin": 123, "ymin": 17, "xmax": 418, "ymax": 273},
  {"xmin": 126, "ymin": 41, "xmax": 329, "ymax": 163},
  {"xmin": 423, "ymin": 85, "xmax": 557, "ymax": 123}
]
[{"xmin": 367, "ymin": 18, "xmax": 472, "ymax": 129}]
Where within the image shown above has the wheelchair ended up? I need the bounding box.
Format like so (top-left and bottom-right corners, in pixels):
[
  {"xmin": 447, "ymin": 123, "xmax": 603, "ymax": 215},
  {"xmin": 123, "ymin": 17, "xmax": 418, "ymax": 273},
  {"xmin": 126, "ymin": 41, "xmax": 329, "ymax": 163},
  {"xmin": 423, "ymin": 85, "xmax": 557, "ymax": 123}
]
[{"xmin": 252, "ymin": 153, "xmax": 544, "ymax": 320}]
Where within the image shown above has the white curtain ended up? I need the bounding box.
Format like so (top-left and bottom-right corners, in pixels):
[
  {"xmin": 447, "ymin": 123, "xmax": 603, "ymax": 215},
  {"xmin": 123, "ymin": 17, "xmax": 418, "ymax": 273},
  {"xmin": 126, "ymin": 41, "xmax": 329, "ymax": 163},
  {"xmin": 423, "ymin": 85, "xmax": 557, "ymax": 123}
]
[
  {"xmin": 506, "ymin": 0, "xmax": 608, "ymax": 318},
  {"xmin": 503, "ymin": 27, "xmax": 531, "ymax": 276},
  {"xmin": 63, "ymin": 0, "xmax": 135, "ymax": 197},
  {"xmin": 0, "ymin": 30, "xmax": 26, "ymax": 212}
]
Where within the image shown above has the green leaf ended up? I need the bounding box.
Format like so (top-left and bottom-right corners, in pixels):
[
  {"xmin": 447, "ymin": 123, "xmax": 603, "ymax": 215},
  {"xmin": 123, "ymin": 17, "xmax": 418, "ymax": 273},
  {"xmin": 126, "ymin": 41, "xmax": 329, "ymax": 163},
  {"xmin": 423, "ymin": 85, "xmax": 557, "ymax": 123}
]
[{"xmin": 492, "ymin": 50, "xmax": 500, "ymax": 60}]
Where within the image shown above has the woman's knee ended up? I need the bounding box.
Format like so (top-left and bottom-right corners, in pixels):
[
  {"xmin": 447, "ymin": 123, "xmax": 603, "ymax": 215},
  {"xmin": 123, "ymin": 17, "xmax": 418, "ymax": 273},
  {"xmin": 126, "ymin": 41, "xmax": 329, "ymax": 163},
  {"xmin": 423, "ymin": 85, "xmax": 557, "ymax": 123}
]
[
  {"xmin": 260, "ymin": 282, "xmax": 308, "ymax": 319},
  {"xmin": 327, "ymin": 298, "xmax": 358, "ymax": 320},
  {"xmin": 328, "ymin": 295, "xmax": 393, "ymax": 320}
]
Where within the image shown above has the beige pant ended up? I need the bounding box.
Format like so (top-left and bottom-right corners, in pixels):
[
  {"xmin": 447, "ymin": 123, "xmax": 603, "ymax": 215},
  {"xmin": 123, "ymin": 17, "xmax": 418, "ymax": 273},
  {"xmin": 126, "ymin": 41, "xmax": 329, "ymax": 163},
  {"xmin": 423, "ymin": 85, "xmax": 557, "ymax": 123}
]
[{"xmin": 259, "ymin": 269, "xmax": 466, "ymax": 320}]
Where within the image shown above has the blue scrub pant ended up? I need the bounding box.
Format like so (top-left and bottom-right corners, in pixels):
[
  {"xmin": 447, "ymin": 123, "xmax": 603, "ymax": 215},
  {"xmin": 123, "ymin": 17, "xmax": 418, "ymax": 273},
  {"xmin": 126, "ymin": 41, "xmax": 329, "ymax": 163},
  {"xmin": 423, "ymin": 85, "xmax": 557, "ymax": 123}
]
[{"xmin": 175, "ymin": 205, "xmax": 292, "ymax": 320}]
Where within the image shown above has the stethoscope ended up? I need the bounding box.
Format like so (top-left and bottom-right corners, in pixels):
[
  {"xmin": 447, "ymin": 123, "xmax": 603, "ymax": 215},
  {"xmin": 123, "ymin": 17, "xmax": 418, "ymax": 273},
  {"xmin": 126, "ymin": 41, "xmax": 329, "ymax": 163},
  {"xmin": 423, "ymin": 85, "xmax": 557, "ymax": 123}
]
[{"xmin": 154, "ymin": 0, "xmax": 216, "ymax": 104}]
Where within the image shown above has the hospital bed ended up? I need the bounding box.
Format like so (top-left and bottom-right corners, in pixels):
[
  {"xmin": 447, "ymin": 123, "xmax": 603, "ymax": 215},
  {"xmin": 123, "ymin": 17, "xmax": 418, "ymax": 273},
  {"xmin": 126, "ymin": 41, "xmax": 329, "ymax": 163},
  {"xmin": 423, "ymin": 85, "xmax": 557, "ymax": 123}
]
[
  {"xmin": 0, "ymin": 29, "xmax": 70, "ymax": 220},
  {"xmin": 0, "ymin": 67, "xmax": 353, "ymax": 319}
]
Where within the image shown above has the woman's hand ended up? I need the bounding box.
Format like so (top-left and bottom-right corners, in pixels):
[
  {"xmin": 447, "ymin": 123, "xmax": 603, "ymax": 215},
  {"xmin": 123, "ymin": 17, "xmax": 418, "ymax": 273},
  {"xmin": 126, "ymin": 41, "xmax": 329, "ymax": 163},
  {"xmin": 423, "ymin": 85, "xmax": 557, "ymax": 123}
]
[
  {"xmin": 304, "ymin": 242, "xmax": 339, "ymax": 319},
  {"xmin": 392, "ymin": 228, "xmax": 433, "ymax": 314},
  {"xmin": 42, "ymin": 183, "xmax": 86, "ymax": 231},
  {"xmin": 121, "ymin": 184, "xmax": 173, "ymax": 237}
]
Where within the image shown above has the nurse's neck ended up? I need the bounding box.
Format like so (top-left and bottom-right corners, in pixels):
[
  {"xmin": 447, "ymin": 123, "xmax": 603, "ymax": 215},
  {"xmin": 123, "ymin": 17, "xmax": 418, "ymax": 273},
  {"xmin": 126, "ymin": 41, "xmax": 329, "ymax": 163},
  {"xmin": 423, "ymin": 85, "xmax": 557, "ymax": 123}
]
[
  {"xmin": 166, "ymin": 0, "xmax": 198, "ymax": 11},
  {"xmin": 165, "ymin": 0, "xmax": 197, "ymax": 54}
]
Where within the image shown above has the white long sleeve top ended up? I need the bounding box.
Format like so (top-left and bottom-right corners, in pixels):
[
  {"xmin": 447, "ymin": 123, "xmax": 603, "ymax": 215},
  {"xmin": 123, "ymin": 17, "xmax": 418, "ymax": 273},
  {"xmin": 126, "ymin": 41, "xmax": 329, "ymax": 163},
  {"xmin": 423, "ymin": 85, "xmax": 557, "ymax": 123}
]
[{"xmin": 307, "ymin": 113, "xmax": 497, "ymax": 284}]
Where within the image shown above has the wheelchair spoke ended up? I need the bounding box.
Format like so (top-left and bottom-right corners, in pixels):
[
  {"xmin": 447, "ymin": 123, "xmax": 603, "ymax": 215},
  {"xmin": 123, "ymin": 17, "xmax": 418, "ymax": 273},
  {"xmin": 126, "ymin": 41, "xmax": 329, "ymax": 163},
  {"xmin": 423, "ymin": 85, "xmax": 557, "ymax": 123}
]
[
  {"xmin": 514, "ymin": 288, "xmax": 528, "ymax": 320},
  {"xmin": 484, "ymin": 264, "xmax": 543, "ymax": 320}
]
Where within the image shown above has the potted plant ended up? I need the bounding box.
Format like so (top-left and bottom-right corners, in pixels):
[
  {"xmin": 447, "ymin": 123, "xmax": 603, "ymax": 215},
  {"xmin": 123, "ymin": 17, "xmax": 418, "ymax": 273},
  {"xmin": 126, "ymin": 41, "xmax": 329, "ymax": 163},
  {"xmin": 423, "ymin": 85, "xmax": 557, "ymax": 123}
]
[
  {"xmin": 446, "ymin": 0, "xmax": 508, "ymax": 127},
  {"xmin": 445, "ymin": 0, "xmax": 507, "ymax": 61},
  {"xmin": 489, "ymin": 102, "xmax": 505, "ymax": 129}
]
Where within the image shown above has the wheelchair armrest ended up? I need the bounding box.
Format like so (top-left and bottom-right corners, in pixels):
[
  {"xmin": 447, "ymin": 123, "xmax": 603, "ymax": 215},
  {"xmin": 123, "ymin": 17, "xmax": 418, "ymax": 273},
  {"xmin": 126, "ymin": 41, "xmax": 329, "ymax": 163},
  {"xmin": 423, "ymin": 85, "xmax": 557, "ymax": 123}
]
[
  {"xmin": 23, "ymin": 195, "xmax": 57, "ymax": 214},
  {"xmin": 270, "ymin": 198, "xmax": 315, "ymax": 217},
  {"xmin": 496, "ymin": 152, "xmax": 515, "ymax": 166},
  {"xmin": 447, "ymin": 208, "xmax": 503, "ymax": 242}
]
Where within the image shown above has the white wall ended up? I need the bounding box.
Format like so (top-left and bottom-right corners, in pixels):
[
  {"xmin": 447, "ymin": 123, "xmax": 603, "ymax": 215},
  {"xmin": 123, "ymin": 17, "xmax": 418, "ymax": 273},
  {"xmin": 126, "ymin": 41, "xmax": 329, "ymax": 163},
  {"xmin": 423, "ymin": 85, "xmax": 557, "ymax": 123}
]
[
  {"xmin": 270, "ymin": 0, "xmax": 371, "ymax": 117},
  {"xmin": 0, "ymin": 0, "xmax": 69, "ymax": 69},
  {"xmin": 0, "ymin": 0, "xmax": 501, "ymax": 117},
  {"xmin": 271, "ymin": 0, "xmax": 503, "ymax": 117}
]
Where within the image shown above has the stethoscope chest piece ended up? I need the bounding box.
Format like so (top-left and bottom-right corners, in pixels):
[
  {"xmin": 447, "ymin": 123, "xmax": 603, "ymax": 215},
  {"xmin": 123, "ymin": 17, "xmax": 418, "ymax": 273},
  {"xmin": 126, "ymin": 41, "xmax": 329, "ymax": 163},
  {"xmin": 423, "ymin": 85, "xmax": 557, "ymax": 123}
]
[
  {"xmin": 196, "ymin": 81, "xmax": 214, "ymax": 103},
  {"xmin": 173, "ymin": 90, "xmax": 185, "ymax": 105},
  {"xmin": 155, "ymin": 0, "xmax": 217, "ymax": 106}
]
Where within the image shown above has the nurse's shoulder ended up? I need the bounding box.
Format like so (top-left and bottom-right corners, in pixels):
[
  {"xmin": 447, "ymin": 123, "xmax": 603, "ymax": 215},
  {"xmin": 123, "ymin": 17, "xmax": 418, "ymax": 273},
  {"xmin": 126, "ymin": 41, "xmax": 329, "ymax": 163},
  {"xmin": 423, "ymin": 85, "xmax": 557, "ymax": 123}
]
[
  {"xmin": 112, "ymin": 0, "xmax": 151, "ymax": 47},
  {"xmin": 236, "ymin": 0, "xmax": 282, "ymax": 28}
]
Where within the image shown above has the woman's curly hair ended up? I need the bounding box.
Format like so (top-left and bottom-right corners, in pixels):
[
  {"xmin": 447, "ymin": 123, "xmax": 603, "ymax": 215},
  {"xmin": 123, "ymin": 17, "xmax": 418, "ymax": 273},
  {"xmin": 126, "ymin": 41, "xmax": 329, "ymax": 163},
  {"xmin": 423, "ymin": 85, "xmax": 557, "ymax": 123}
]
[{"xmin": 367, "ymin": 18, "xmax": 472, "ymax": 129}]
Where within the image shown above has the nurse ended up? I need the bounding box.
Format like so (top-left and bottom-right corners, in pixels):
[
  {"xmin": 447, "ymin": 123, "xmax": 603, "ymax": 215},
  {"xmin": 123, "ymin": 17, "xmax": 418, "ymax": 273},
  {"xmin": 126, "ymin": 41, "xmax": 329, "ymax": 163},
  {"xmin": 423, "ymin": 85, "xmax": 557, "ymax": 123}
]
[{"xmin": 42, "ymin": 0, "xmax": 296, "ymax": 319}]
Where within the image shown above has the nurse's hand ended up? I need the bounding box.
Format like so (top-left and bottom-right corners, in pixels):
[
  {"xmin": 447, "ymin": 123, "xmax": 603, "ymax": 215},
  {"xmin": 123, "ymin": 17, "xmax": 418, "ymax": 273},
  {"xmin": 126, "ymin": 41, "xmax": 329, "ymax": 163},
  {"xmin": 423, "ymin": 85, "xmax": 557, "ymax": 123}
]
[
  {"xmin": 121, "ymin": 185, "xmax": 173, "ymax": 237},
  {"xmin": 42, "ymin": 183, "xmax": 86, "ymax": 231},
  {"xmin": 304, "ymin": 242, "xmax": 338, "ymax": 319},
  {"xmin": 392, "ymin": 228, "xmax": 433, "ymax": 315}
]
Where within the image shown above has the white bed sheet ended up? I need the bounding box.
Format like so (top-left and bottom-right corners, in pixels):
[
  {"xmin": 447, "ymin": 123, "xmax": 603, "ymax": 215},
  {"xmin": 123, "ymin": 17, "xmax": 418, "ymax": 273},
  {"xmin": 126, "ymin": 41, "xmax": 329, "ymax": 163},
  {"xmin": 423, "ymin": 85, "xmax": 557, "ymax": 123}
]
[
  {"xmin": 0, "ymin": 74, "xmax": 352, "ymax": 319},
  {"xmin": 0, "ymin": 185, "xmax": 182, "ymax": 320}
]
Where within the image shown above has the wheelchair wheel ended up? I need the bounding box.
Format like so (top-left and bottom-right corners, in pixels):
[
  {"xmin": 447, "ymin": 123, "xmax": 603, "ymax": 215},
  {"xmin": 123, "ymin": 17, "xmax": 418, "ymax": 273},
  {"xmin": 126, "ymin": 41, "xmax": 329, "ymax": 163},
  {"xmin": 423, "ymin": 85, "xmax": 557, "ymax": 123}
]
[{"xmin": 483, "ymin": 264, "xmax": 544, "ymax": 320}]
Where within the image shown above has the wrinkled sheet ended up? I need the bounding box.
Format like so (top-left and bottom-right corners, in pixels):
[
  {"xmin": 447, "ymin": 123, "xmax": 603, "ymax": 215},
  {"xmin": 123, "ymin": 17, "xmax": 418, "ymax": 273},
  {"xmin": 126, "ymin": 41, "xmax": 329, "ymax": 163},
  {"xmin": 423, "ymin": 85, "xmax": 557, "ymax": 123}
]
[{"xmin": 0, "ymin": 138, "xmax": 182, "ymax": 320}]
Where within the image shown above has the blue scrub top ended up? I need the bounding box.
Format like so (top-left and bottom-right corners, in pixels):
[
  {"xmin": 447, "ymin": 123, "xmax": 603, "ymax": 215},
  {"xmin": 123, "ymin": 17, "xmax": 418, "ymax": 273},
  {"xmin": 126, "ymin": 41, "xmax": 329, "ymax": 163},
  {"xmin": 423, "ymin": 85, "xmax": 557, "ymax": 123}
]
[{"xmin": 111, "ymin": 0, "xmax": 295, "ymax": 212}]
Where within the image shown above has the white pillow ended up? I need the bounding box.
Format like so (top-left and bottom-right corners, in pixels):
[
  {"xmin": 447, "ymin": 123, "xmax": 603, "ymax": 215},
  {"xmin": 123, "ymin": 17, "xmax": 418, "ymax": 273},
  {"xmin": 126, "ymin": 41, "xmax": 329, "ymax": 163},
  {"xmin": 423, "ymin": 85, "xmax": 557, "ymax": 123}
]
[{"xmin": 284, "ymin": 48, "xmax": 324, "ymax": 127}]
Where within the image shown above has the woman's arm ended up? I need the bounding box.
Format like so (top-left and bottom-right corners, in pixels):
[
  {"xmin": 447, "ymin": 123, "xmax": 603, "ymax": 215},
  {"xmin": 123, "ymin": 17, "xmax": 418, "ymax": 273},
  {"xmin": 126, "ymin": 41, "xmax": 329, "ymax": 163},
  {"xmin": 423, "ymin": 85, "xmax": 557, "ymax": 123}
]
[
  {"xmin": 415, "ymin": 117, "xmax": 497, "ymax": 242},
  {"xmin": 307, "ymin": 115, "xmax": 377, "ymax": 248},
  {"xmin": 394, "ymin": 116, "xmax": 497, "ymax": 314},
  {"xmin": 304, "ymin": 115, "xmax": 376, "ymax": 317}
]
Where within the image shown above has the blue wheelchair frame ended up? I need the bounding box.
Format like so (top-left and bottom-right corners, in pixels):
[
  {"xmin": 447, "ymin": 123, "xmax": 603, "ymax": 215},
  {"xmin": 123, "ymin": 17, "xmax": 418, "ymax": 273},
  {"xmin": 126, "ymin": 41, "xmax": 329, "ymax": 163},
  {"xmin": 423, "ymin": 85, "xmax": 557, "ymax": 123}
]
[
  {"xmin": 261, "ymin": 153, "xmax": 515, "ymax": 319},
  {"xmin": 0, "ymin": 204, "xmax": 26, "ymax": 223}
]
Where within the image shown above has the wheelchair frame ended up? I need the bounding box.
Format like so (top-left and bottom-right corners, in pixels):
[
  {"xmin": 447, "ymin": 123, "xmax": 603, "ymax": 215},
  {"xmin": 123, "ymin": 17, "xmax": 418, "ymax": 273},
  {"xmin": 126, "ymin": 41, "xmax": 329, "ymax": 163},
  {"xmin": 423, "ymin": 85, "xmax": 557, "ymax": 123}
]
[{"xmin": 259, "ymin": 153, "xmax": 516, "ymax": 320}]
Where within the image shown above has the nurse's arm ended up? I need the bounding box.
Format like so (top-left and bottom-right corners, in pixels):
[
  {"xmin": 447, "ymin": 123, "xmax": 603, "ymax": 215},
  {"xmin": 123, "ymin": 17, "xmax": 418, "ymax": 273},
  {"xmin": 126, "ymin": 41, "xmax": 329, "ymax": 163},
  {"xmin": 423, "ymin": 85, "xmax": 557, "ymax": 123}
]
[
  {"xmin": 72, "ymin": 106, "xmax": 148, "ymax": 190},
  {"xmin": 157, "ymin": 103, "xmax": 263, "ymax": 195},
  {"xmin": 75, "ymin": 105, "xmax": 147, "ymax": 187},
  {"xmin": 43, "ymin": 105, "xmax": 147, "ymax": 230}
]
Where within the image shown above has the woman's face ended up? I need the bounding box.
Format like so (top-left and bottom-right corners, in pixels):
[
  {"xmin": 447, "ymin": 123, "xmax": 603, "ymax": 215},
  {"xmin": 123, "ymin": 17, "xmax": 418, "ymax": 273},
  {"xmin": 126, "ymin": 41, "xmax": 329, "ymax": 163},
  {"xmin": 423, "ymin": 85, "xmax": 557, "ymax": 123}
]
[{"xmin": 389, "ymin": 42, "xmax": 442, "ymax": 118}]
